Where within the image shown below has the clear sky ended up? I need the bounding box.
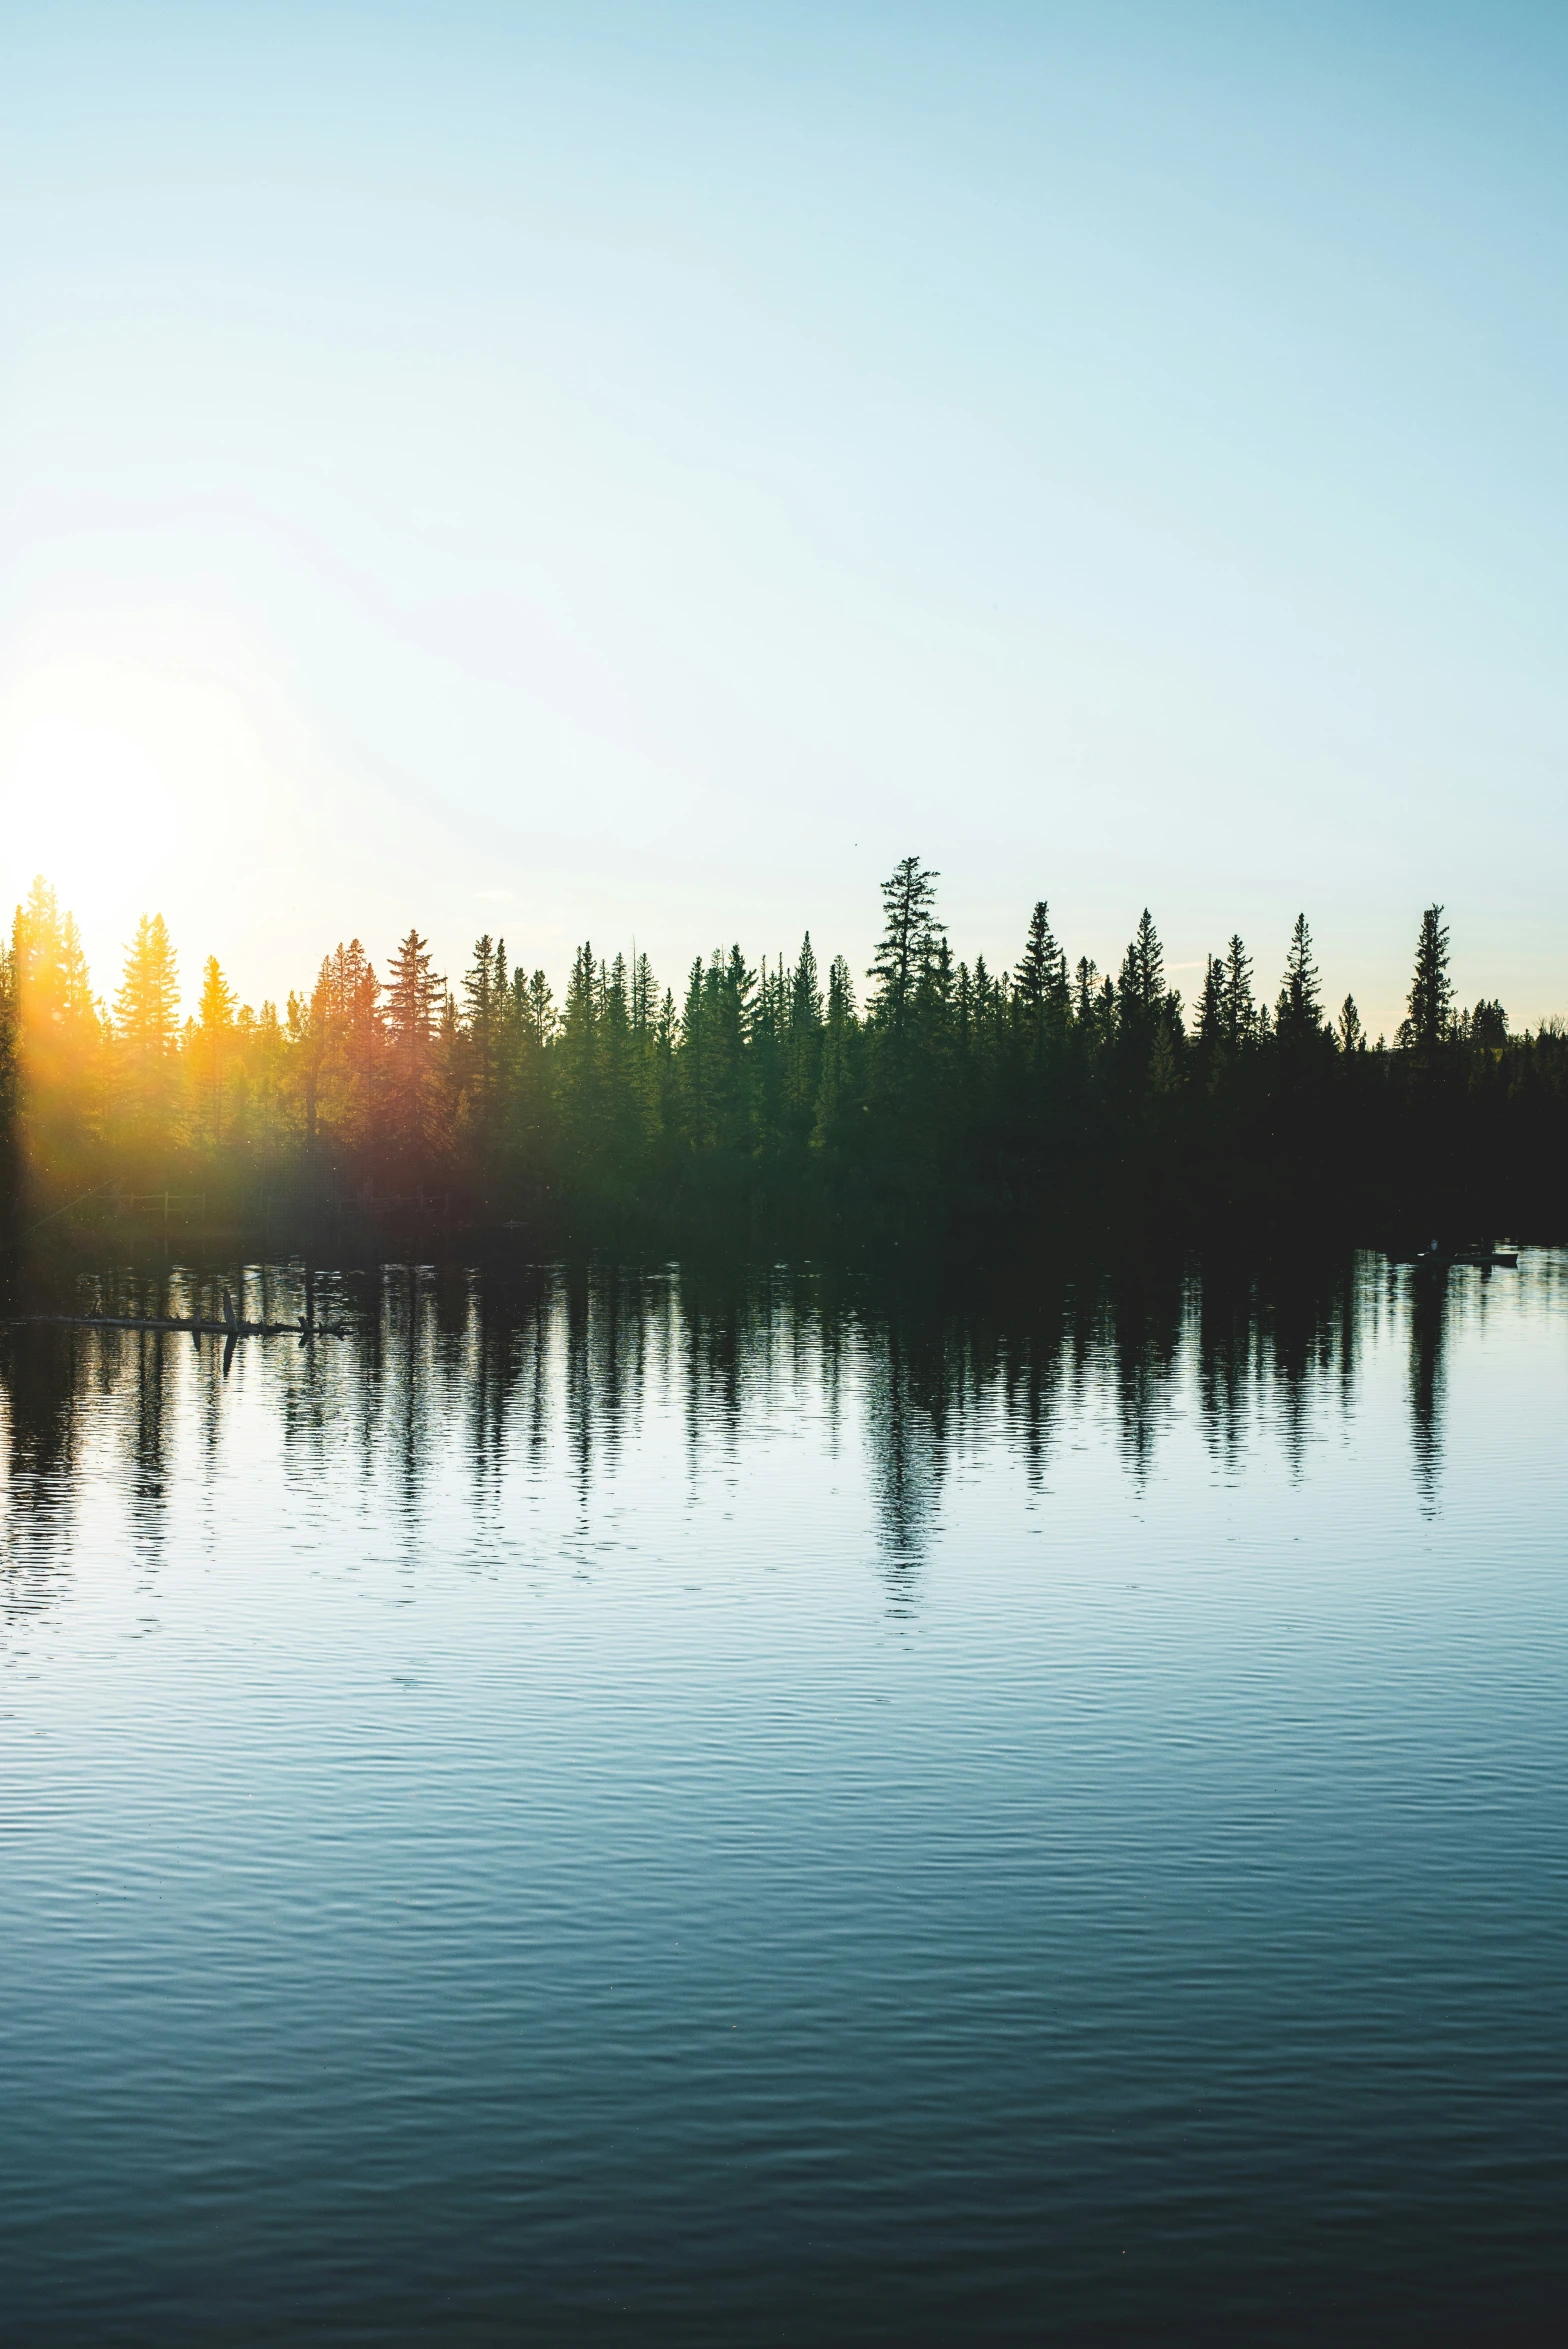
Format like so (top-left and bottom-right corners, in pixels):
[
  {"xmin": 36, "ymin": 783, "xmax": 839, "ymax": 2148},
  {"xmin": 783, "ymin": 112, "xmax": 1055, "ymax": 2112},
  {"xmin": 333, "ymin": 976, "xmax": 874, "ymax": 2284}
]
[{"xmin": 3, "ymin": 1, "xmax": 1565, "ymax": 1035}]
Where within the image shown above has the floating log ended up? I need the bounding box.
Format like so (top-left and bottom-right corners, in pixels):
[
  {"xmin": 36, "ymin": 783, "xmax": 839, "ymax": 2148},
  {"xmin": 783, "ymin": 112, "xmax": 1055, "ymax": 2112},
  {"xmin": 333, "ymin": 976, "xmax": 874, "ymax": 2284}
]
[{"xmin": 0, "ymin": 1313, "xmax": 350, "ymax": 1338}]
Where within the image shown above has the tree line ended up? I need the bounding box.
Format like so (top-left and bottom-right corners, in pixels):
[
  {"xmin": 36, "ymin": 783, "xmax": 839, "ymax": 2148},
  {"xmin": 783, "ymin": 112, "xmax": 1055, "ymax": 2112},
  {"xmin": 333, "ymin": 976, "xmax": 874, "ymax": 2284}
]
[{"xmin": 3, "ymin": 860, "xmax": 1564, "ymax": 1242}]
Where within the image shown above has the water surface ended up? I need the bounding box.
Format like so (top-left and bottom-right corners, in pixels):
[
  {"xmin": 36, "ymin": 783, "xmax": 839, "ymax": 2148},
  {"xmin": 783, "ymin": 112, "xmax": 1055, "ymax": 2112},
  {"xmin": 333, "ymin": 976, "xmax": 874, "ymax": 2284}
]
[{"xmin": 2, "ymin": 1253, "xmax": 1564, "ymax": 2342}]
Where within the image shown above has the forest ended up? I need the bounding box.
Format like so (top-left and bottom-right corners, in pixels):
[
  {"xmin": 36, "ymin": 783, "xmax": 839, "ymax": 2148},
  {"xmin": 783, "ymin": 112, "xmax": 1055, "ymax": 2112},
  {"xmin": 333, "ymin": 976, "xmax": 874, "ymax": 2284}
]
[{"xmin": 2, "ymin": 860, "xmax": 1564, "ymax": 1247}]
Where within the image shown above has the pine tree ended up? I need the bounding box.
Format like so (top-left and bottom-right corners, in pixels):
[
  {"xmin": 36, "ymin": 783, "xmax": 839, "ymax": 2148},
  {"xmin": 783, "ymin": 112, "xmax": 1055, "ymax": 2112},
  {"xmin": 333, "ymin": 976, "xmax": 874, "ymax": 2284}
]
[
  {"xmin": 1274, "ymin": 914, "xmax": 1324, "ymax": 1046},
  {"xmin": 1015, "ymin": 900, "xmax": 1067, "ymax": 1013},
  {"xmin": 10, "ymin": 878, "xmax": 102, "ymax": 1190},
  {"xmin": 1114, "ymin": 909, "xmax": 1166, "ymax": 1061},
  {"xmin": 1196, "ymin": 954, "xmax": 1225, "ymax": 1050},
  {"xmin": 1114, "ymin": 910, "xmax": 1164, "ymax": 1022},
  {"xmin": 382, "ymin": 928, "xmax": 446, "ymax": 1174},
  {"xmin": 869, "ymin": 857, "xmax": 944, "ymax": 1031},
  {"xmin": 1337, "ymin": 995, "xmax": 1364, "ymax": 1053},
  {"xmin": 0, "ymin": 927, "xmax": 17, "ymax": 1217},
  {"xmin": 1073, "ymin": 957, "xmax": 1099, "ymax": 1025},
  {"xmin": 461, "ymin": 935, "xmax": 502, "ymax": 1131},
  {"xmin": 1404, "ymin": 905, "xmax": 1452, "ymax": 1051},
  {"xmin": 1220, "ymin": 936, "xmax": 1255, "ymax": 1049},
  {"xmin": 190, "ymin": 954, "xmax": 237, "ymax": 1151},
  {"xmin": 812, "ymin": 955, "xmax": 858, "ymax": 1152},
  {"xmin": 113, "ymin": 913, "xmax": 180, "ymax": 1153}
]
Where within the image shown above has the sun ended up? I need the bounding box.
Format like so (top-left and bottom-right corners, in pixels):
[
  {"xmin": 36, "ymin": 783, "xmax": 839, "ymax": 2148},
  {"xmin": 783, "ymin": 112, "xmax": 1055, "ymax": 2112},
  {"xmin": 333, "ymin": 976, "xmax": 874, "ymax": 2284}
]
[{"xmin": 0, "ymin": 610, "xmax": 299, "ymax": 992}]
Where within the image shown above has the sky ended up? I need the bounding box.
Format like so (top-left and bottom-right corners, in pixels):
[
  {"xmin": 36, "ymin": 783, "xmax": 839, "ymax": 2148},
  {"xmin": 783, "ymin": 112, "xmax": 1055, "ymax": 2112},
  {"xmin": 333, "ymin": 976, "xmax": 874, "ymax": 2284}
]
[{"xmin": 2, "ymin": 0, "xmax": 1566, "ymax": 1035}]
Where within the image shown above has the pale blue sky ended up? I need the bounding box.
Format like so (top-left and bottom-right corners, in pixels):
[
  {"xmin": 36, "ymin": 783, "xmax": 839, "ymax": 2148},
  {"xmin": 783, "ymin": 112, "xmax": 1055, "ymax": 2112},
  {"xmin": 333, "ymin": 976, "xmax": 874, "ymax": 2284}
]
[{"xmin": 3, "ymin": 2, "xmax": 1565, "ymax": 1031}]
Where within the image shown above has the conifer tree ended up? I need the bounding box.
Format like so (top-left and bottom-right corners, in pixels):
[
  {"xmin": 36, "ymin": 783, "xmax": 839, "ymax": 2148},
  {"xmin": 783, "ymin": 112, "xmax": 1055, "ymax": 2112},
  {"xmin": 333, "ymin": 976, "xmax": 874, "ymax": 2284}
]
[
  {"xmin": 1404, "ymin": 905, "xmax": 1453, "ymax": 1050},
  {"xmin": 1073, "ymin": 957, "xmax": 1099, "ymax": 1024},
  {"xmin": 113, "ymin": 913, "xmax": 180, "ymax": 1153},
  {"xmin": 869, "ymin": 857, "xmax": 944, "ymax": 1032},
  {"xmin": 382, "ymin": 928, "xmax": 446, "ymax": 1173},
  {"xmin": 461, "ymin": 935, "xmax": 502, "ymax": 1129},
  {"xmin": 1196, "ymin": 955, "xmax": 1225, "ymax": 1050},
  {"xmin": 1015, "ymin": 901, "xmax": 1067, "ymax": 1013},
  {"xmin": 10, "ymin": 879, "xmax": 102, "ymax": 1189},
  {"xmin": 0, "ymin": 927, "xmax": 17, "ymax": 1216},
  {"xmin": 1220, "ymin": 936, "xmax": 1255, "ymax": 1049},
  {"xmin": 812, "ymin": 955, "xmax": 858, "ymax": 1152},
  {"xmin": 190, "ymin": 955, "xmax": 237, "ymax": 1151},
  {"xmin": 1274, "ymin": 914, "xmax": 1324, "ymax": 1046}
]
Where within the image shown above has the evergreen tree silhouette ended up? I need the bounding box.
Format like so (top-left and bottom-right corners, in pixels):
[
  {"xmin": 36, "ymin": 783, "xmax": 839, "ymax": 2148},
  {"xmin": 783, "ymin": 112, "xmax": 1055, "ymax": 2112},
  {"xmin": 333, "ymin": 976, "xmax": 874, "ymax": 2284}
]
[
  {"xmin": 870, "ymin": 857, "xmax": 944, "ymax": 1032},
  {"xmin": 1220, "ymin": 936, "xmax": 1255, "ymax": 1049},
  {"xmin": 1274, "ymin": 914, "xmax": 1324, "ymax": 1046},
  {"xmin": 191, "ymin": 955, "xmax": 237, "ymax": 1151},
  {"xmin": 383, "ymin": 928, "xmax": 446, "ymax": 1176},
  {"xmin": 113, "ymin": 913, "xmax": 180, "ymax": 1156},
  {"xmin": 1404, "ymin": 905, "xmax": 1453, "ymax": 1050}
]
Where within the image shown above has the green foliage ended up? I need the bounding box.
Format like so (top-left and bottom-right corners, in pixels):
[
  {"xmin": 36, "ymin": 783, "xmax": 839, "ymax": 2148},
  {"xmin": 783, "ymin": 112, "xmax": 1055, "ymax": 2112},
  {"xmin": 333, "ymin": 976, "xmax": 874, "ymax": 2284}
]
[
  {"xmin": 869, "ymin": 856, "xmax": 944, "ymax": 1032},
  {"xmin": 4, "ymin": 869, "xmax": 1564, "ymax": 1242}
]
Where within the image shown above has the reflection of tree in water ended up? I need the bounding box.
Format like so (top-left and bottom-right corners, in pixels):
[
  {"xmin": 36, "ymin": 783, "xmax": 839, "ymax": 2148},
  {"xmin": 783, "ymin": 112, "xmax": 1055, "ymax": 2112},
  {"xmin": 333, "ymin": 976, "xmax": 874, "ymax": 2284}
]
[
  {"xmin": 1265, "ymin": 1265, "xmax": 1355, "ymax": 1477},
  {"xmin": 1193, "ymin": 1270, "xmax": 1260, "ymax": 1471},
  {"xmin": 562, "ymin": 1260, "xmax": 653, "ymax": 1507},
  {"xmin": 126, "ymin": 1328, "xmax": 172, "ymax": 1569},
  {"xmin": 0, "ymin": 1241, "xmax": 1465, "ymax": 1617},
  {"xmin": 1408, "ymin": 1265, "xmax": 1449, "ymax": 1516},
  {"xmin": 1001, "ymin": 1316, "xmax": 1068, "ymax": 1495},
  {"xmin": 860, "ymin": 1325, "xmax": 946, "ymax": 1594},
  {"xmin": 1103, "ymin": 1271, "xmax": 1184, "ymax": 1487},
  {"xmin": 677, "ymin": 1266, "xmax": 751, "ymax": 1480},
  {"xmin": 468, "ymin": 1268, "xmax": 546, "ymax": 1497},
  {"xmin": 854, "ymin": 1298, "xmax": 1022, "ymax": 1593},
  {"xmin": 0, "ymin": 1327, "xmax": 82, "ymax": 1619}
]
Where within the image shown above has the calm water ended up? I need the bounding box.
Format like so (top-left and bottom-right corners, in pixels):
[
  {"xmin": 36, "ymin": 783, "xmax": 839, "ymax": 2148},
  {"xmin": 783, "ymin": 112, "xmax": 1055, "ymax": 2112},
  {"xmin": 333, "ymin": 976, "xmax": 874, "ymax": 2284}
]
[{"xmin": 2, "ymin": 1252, "xmax": 1565, "ymax": 2344}]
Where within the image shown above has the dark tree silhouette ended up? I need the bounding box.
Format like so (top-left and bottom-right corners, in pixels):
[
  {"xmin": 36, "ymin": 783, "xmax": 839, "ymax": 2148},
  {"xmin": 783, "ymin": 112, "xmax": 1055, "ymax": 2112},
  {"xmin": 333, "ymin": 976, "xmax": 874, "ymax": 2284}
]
[
  {"xmin": 4, "ymin": 867, "xmax": 1565, "ymax": 1246},
  {"xmin": 1404, "ymin": 905, "xmax": 1453, "ymax": 1051}
]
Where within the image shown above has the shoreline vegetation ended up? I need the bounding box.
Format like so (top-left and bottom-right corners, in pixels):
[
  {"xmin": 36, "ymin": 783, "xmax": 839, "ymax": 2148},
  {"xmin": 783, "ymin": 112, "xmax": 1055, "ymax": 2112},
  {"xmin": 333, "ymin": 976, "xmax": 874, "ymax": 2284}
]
[{"xmin": 2, "ymin": 861, "xmax": 1564, "ymax": 1255}]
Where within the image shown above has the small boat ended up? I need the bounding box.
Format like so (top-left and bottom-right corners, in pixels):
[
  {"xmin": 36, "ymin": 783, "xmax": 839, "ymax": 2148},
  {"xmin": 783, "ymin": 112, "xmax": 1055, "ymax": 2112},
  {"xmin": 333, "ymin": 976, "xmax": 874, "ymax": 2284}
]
[{"xmin": 1406, "ymin": 1242, "xmax": 1520, "ymax": 1271}]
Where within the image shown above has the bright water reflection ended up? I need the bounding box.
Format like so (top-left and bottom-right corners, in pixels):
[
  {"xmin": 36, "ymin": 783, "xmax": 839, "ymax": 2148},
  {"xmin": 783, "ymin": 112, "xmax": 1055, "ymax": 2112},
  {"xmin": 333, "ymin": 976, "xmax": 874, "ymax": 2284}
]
[{"xmin": 2, "ymin": 1252, "xmax": 1565, "ymax": 2343}]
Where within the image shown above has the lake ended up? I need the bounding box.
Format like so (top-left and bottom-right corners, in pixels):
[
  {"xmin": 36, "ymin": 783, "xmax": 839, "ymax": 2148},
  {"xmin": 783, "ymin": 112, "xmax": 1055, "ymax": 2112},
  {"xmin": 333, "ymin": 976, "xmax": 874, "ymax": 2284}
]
[{"xmin": 2, "ymin": 1250, "xmax": 1564, "ymax": 2343}]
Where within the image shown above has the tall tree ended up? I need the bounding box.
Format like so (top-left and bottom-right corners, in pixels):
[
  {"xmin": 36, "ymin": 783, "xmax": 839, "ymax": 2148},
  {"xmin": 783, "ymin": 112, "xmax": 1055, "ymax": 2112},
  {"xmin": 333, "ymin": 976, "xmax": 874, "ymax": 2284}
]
[
  {"xmin": 1220, "ymin": 936, "xmax": 1255, "ymax": 1049},
  {"xmin": 458, "ymin": 934, "xmax": 505, "ymax": 1156},
  {"xmin": 1404, "ymin": 905, "xmax": 1453, "ymax": 1050},
  {"xmin": 1014, "ymin": 900, "xmax": 1068, "ymax": 1014},
  {"xmin": 190, "ymin": 955, "xmax": 238, "ymax": 1152},
  {"xmin": 1274, "ymin": 914, "xmax": 1324, "ymax": 1046},
  {"xmin": 869, "ymin": 857, "xmax": 944, "ymax": 1032},
  {"xmin": 113, "ymin": 913, "xmax": 180, "ymax": 1153},
  {"xmin": 382, "ymin": 928, "xmax": 446, "ymax": 1174},
  {"xmin": 10, "ymin": 878, "xmax": 101, "ymax": 1190}
]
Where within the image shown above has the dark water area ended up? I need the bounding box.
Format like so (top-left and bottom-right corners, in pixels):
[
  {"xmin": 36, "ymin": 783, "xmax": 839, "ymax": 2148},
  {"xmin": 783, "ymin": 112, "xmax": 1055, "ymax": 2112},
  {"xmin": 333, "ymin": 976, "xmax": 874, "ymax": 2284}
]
[{"xmin": 2, "ymin": 1251, "xmax": 1565, "ymax": 2344}]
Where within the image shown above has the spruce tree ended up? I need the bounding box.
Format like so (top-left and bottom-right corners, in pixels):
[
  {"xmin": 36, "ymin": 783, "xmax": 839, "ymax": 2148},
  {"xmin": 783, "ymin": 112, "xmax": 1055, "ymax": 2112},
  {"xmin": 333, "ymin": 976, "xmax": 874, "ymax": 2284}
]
[
  {"xmin": 1073, "ymin": 956, "xmax": 1099, "ymax": 1025},
  {"xmin": 1405, "ymin": 905, "xmax": 1452, "ymax": 1050},
  {"xmin": 192, "ymin": 955, "xmax": 237, "ymax": 1151},
  {"xmin": 0, "ymin": 927, "xmax": 17, "ymax": 1217},
  {"xmin": 869, "ymin": 857, "xmax": 943, "ymax": 1032},
  {"xmin": 1014, "ymin": 900, "xmax": 1067, "ymax": 1012},
  {"xmin": 1274, "ymin": 914, "xmax": 1323, "ymax": 1046},
  {"xmin": 113, "ymin": 913, "xmax": 180, "ymax": 1154},
  {"xmin": 383, "ymin": 928, "xmax": 446, "ymax": 1173},
  {"xmin": 1220, "ymin": 936, "xmax": 1255, "ymax": 1049}
]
